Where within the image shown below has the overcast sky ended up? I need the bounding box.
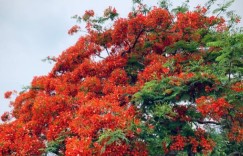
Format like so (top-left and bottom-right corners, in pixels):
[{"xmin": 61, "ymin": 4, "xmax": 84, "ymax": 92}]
[{"xmin": 0, "ymin": 0, "xmax": 243, "ymax": 116}]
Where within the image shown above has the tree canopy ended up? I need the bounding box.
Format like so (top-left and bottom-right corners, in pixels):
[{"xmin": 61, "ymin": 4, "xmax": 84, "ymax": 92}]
[{"xmin": 1, "ymin": 0, "xmax": 242, "ymax": 155}]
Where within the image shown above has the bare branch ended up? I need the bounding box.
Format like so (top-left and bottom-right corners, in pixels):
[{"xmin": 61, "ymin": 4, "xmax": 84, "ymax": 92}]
[
  {"xmin": 104, "ymin": 46, "xmax": 110, "ymax": 56},
  {"xmin": 121, "ymin": 28, "xmax": 145, "ymax": 56},
  {"xmin": 95, "ymin": 53, "xmax": 105, "ymax": 59},
  {"xmin": 193, "ymin": 119, "xmax": 221, "ymax": 125}
]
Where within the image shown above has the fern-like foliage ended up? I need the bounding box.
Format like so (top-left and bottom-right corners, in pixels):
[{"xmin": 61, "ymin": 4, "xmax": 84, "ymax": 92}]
[{"xmin": 97, "ymin": 129, "xmax": 129, "ymax": 153}]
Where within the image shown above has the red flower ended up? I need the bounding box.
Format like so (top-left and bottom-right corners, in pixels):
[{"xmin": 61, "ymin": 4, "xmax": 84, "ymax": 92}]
[
  {"xmin": 82, "ymin": 10, "xmax": 95, "ymax": 21},
  {"xmin": 1, "ymin": 112, "xmax": 10, "ymax": 122},
  {"xmin": 170, "ymin": 135, "xmax": 186, "ymax": 151},
  {"xmin": 68, "ymin": 25, "xmax": 80, "ymax": 35},
  {"xmin": 4, "ymin": 91, "xmax": 12, "ymax": 99},
  {"xmin": 231, "ymin": 81, "xmax": 243, "ymax": 92},
  {"xmin": 195, "ymin": 96, "xmax": 232, "ymax": 121}
]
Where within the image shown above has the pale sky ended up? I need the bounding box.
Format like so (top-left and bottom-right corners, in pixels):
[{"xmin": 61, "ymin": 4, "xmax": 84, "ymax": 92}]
[{"xmin": 0, "ymin": 0, "xmax": 243, "ymax": 116}]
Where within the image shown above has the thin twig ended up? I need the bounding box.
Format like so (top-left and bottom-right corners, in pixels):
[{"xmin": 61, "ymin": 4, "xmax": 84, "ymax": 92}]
[
  {"xmin": 104, "ymin": 46, "xmax": 110, "ymax": 56},
  {"xmin": 95, "ymin": 53, "xmax": 105, "ymax": 59}
]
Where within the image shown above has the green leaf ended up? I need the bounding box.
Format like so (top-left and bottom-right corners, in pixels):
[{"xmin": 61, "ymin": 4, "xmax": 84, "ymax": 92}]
[
  {"xmin": 97, "ymin": 129, "xmax": 129, "ymax": 153},
  {"xmin": 212, "ymin": 0, "xmax": 235, "ymax": 14}
]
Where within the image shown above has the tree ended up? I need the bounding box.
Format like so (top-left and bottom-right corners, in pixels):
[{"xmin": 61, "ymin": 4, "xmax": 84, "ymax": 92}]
[{"xmin": 1, "ymin": 0, "xmax": 242, "ymax": 155}]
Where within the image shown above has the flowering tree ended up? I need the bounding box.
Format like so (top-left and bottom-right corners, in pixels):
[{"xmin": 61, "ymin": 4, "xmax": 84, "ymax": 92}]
[{"xmin": 1, "ymin": 0, "xmax": 242, "ymax": 155}]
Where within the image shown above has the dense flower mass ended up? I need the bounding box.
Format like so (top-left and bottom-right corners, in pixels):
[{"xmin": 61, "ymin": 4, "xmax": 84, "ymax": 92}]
[
  {"xmin": 195, "ymin": 96, "xmax": 232, "ymax": 121},
  {"xmin": 1, "ymin": 1, "xmax": 242, "ymax": 155}
]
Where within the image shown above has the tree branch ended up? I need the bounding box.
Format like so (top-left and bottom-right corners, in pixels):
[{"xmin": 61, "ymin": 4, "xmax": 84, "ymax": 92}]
[
  {"xmin": 95, "ymin": 53, "xmax": 105, "ymax": 59},
  {"xmin": 104, "ymin": 46, "xmax": 110, "ymax": 56},
  {"xmin": 193, "ymin": 119, "xmax": 221, "ymax": 125},
  {"xmin": 121, "ymin": 28, "xmax": 145, "ymax": 56},
  {"xmin": 131, "ymin": 29, "xmax": 144, "ymax": 50}
]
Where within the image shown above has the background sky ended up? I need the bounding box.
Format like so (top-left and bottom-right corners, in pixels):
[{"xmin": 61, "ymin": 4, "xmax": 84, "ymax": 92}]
[{"xmin": 0, "ymin": 0, "xmax": 243, "ymax": 116}]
